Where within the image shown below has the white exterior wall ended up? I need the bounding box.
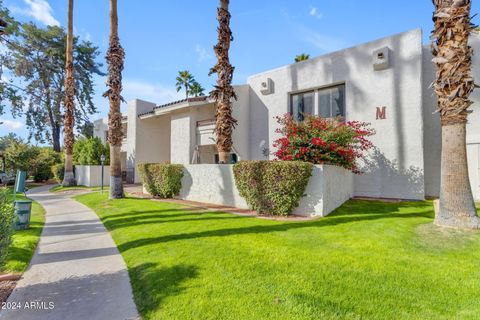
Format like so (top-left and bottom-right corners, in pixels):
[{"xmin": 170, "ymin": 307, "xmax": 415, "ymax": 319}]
[
  {"xmin": 93, "ymin": 118, "xmax": 108, "ymax": 143},
  {"xmin": 176, "ymin": 164, "xmax": 351, "ymax": 217},
  {"xmin": 126, "ymin": 99, "xmax": 171, "ymax": 183},
  {"xmin": 247, "ymin": 29, "xmax": 425, "ymax": 200},
  {"xmin": 294, "ymin": 165, "xmax": 354, "ymax": 216},
  {"xmin": 75, "ymin": 165, "xmax": 110, "ymax": 187},
  {"xmin": 171, "ymin": 113, "xmax": 192, "ymax": 165}
]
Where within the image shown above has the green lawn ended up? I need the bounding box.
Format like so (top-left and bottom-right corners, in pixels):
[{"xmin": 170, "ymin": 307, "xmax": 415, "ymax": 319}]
[
  {"xmin": 75, "ymin": 192, "xmax": 480, "ymax": 320},
  {"xmin": 2, "ymin": 191, "xmax": 45, "ymax": 273},
  {"xmin": 49, "ymin": 185, "xmax": 100, "ymax": 193}
]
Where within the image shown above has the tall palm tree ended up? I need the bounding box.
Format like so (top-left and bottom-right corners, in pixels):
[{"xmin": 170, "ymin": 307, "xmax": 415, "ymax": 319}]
[
  {"xmin": 209, "ymin": 0, "xmax": 237, "ymax": 164},
  {"xmin": 104, "ymin": 0, "xmax": 125, "ymax": 199},
  {"xmin": 176, "ymin": 70, "xmax": 194, "ymax": 99},
  {"xmin": 62, "ymin": 0, "xmax": 76, "ymax": 187},
  {"xmin": 190, "ymin": 81, "xmax": 205, "ymax": 97},
  {"xmin": 295, "ymin": 53, "xmax": 310, "ymax": 63},
  {"xmin": 432, "ymin": 0, "xmax": 479, "ymax": 228}
]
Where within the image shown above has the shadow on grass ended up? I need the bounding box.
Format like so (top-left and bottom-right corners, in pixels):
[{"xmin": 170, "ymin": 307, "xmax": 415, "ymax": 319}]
[
  {"xmin": 130, "ymin": 263, "xmax": 198, "ymax": 316},
  {"xmin": 116, "ymin": 200, "xmax": 435, "ymax": 252}
]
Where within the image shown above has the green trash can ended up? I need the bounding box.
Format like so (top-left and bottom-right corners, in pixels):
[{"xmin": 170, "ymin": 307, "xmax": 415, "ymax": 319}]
[{"xmin": 14, "ymin": 199, "xmax": 32, "ymax": 230}]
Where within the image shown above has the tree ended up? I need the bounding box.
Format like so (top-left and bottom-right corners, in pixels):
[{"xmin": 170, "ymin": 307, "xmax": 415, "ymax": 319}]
[
  {"xmin": 432, "ymin": 0, "xmax": 480, "ymax": 228},
  {"xmin": 209, "ymin": 0, "xmax": 237, "ymax": 164},
  {"xmin": 62, "ymin": 0, "xmax": 76, "ymax": 186},
  {"xmin": 190, "ymin": 81, "xmax": 205, "ymax": 97},
  {"xmin": 3, "ymin": 23, "xmax": 104, "ymax": 151},
  {"xmin": 176, "ymin": 70, "xmax": 194, "ymax": 99},
  {"xmin": 104, "ymin": 0, "xmax": 125, "ymax": 199},
  {"xmin": 295, "ymin": 53, "xmax": 310, "ymax": 62}
]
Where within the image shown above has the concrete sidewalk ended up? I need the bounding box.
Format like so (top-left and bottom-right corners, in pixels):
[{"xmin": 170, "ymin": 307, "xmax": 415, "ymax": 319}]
[{"xmin": 0, "ymin": 185, "xmax": 139, "ymax": 320}]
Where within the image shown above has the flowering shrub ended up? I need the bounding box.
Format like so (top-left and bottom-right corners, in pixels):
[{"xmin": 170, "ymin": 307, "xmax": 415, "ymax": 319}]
[{"xmin": 273, "ymin": 115, "xmax": 375, "ymax": 173}]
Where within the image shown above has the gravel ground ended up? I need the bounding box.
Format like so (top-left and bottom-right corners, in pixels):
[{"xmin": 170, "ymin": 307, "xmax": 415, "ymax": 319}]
[{"xmin": 0, "ymin": 281, "xmax": 17, "ymax": 303}]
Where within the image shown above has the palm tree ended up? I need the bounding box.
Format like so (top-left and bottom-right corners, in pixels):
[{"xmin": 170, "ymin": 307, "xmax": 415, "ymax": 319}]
[
  {"xmin": 432, "ymin": 0, "xmax": 479, "ymax": 228},
  {"xmin": 62, "ymin": 0, "xmax": 76, "ymax": 187},
  {"xmin": 104, "ymin": 0, "xmax": 125, "ymax": 199},
  {"xmin": 176, "ymin": 70, "xmax": 194, "ymax": 99},
  {"xmin": 209, "ymin": 0, "xmax": 237, "ymax": 164},
  {"xmin": 190, "ymin": 81, "xmax": 205, "ymax": 97},
  {"xmin": 295, "ymin": 53, "xmax": 310, "ymax": 62}
]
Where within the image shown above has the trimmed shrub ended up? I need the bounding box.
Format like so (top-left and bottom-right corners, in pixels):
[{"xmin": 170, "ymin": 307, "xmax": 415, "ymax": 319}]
[
  {"xmin": 234, "ymin": 161, "xmax": 313, "ymax": 216},
  {"xmin": 0, "ymin": 188, "xmax": 14, "ymax": 268},
  {"xmin": 137, "ymin": 163, "xmax": 184, "ymax": 198},
  {"xmin": 51, "ymin": 163, "xmax": 65, "ymax": 183},
  {"xmin": 31, "ymin": 148, "xmax": 62, "ymax": 182}
]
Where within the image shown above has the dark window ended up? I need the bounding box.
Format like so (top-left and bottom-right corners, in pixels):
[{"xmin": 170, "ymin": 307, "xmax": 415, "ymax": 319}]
[
  {"xmin": 214, "ymin": 153, "xmax": 238, "ymax": 164},
  {"xmin": 290, "ymin": 91, "xmax": 314, "ymax": 121},
  {"xmin": 318, "ymin": 84, "xmax": 345, "ymax": 118}
]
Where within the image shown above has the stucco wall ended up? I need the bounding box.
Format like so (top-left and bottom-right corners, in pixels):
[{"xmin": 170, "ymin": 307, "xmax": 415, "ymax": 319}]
[
  {"xmin": 247, "ymin": 29, "xmax": 425, "ymax": 200},
  {"xmin": 93, "ymin": 118, "xmax": 108, "ymax": 143},
  {"xmin": 75, "ymin": 165, "xmax": 110, "ymax": 187},
  {"xmin": 175, "ymin": 164, "xmax": 351, "ymax": 217},
  {"xmin": 171, "ymin": 113, "xmax": 192, "ymax": 165},
  {"xmin": 126, "ymin": 99, "xmax": 170, "ymax": 183}
]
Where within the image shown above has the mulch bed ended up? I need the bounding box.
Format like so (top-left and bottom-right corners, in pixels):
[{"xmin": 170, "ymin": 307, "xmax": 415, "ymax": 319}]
[{"xmin": 0, "ymin": 280, "xmax": 17, "ymax": 303}]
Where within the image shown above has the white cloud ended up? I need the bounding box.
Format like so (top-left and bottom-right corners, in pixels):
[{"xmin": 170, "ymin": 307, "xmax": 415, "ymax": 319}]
[
  {"xmin": 122, "ymin": 79, "xmax": 184, "ymax": 105},
  {"xmin": 0, "ymin": 119, "xmax": 23, "ymax": 130},
  {"xmin": 298, "ymin": 25, "xmax": 349, "ymax": 52},
  {"xmin": 309, "ymin": 7, "xmax": 323, "ymax": 19},
  {"xmin": 195, "ymin": 44, "xmax": 212, "ymax": 62},
  {"xmin": 11, "ymin": 0, "xmax": 60, "ymax": 26}
]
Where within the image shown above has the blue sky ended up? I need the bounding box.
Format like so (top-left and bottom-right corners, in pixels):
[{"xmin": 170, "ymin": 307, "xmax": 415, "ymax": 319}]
[{"xmin": 1, "ymin": 0, "xmax": 480, "ymax": 142}]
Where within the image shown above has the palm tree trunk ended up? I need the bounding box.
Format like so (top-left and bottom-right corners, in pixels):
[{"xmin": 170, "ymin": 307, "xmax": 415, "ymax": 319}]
[
  {"xmin": 209, "ymin": 0, "xmax": 237, "ymax": 164},
  {"xmin": 62, "ymin": 0, "xmax": 76, "ymax": 187},
  {"xmin": 432, "ymin": 0, "xmax": 479, "ymax": 228},
  {"xmin": 105, "ymin": 0, "xmax": 125, "ymax": 199}
]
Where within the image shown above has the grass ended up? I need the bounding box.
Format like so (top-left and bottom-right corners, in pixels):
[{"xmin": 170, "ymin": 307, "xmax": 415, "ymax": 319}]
[
  {"xmin": 75, "ymin": 192, "xmax": 480, "ymax": 320},
  {"xmin": 49, "ymin": 185, "xmax": 100, "ymax": 193},
  {"xmin": 1, "ymin": 190, "xmax": 45, "ymax": 273}
]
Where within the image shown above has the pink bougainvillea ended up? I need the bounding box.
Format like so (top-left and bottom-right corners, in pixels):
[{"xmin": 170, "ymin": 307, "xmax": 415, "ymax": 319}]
[{"xmin": 273, "ymin": 114, "xmax": 375, "ymax": 173}]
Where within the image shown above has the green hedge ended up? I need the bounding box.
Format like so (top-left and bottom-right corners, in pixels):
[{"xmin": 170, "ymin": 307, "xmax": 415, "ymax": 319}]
[
  {"xmin": 233, "ymin": 161, "xmax": 313, "ymax": 216},
  {"xmin": 0, "ymin": 189, "xmax": 14, "ymax": 268},
  {"xmin": 137, "ymin": 163, "xmax": 184, "ymax": 198}
]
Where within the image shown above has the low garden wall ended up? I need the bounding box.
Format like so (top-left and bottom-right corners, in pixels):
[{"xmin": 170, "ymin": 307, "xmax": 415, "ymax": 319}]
[
  {"xmin": 178, "ymin": 164, "xmax": 249, "ymax": 209},
  {"xmin": 75, "ymin": 165, "xmax": 110, "ymax": 187},
  {"xmin": 140, "ymin": 163, "xmax": 353, "ymax": 217}
]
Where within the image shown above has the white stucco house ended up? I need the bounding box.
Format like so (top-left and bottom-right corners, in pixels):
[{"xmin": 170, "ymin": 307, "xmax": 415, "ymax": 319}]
[{"xmin": 93, "ymin": 28, "xmax": 480, "ymax": 201}]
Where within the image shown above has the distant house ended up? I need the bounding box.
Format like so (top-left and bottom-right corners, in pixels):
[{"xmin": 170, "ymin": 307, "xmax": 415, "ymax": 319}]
[{"xmin": 94, "ymin": 29, "xmax": 480, "ymax": 201}]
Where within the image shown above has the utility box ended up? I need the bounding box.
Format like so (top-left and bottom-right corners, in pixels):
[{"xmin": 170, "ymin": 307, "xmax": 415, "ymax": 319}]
[
  {"xmin": 14, "ymin": 199, "xmax": 32, "ymax": 230},
  {"xmin": 373, "ymin": 47, "xmax": 390, "ymax": 71}
]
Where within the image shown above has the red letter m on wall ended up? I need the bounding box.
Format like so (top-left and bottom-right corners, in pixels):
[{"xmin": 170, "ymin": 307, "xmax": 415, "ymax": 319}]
[{"xmin": 376, "ymin": 106, "xmax": 386, "ymax": 120}]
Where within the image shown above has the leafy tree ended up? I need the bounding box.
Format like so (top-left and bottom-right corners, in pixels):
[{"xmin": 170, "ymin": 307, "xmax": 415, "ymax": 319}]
[
  {"xmin": 73, "ymin": 137, "xmax": 109, "ymax": 165},
  {"xmin": 2, "ymin": 22, "xmax": 104, "ymax": 152},
  {"xmin": 190, "ymin": 81, "xmax": 205, "ymax": 97},
  {"xmin": 209, "ymin": 0, "xmax": 237, "ymax": 164},
  {"xmin": 105, "ymin": 0, "xmax": 125, "ymax": 199},
  {"xmin": 295, "ymin": 53, "xmax": 310, "ymax": 62},
  {"xmin": 432, "ymin": 0, "xmax": 480, "ymax": 228},
  {"xmin": 176, "ymin": 70, "xmax": 194, "ymax": 98}
]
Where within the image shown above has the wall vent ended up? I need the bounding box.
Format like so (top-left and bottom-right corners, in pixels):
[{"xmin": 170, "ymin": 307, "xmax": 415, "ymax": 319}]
[
  {"xmin": 373, "ymin": 47, "xmax": 390, "ymax": 71},
  {"xmin": 260, "ymin": 78, "xmax": 274, "ymax": 95}
]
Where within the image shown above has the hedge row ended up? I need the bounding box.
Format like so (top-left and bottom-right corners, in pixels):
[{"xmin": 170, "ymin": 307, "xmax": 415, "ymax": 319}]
[
  {"xmin": 0, "ymin": 189, "xmax": 14, "ymax": 268},
  {"xmin": 233, "ymin": 161, "xmax": 313, "ymax": 216},
  {"xmin": 137, "ymin": 163, "xmax": 184, "ymax": 198}
]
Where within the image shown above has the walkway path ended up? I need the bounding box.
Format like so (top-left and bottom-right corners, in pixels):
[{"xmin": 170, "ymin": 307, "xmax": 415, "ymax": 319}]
[{"xmin": 0, "ymin": 185, "xmax": 139, "ymax": 320}]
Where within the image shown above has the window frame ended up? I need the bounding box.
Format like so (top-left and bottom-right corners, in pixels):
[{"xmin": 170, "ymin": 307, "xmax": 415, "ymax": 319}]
[{"xmin": 289, "ymin": 83, "xmax": 346, "ymax": 121}]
